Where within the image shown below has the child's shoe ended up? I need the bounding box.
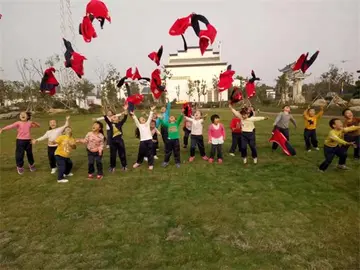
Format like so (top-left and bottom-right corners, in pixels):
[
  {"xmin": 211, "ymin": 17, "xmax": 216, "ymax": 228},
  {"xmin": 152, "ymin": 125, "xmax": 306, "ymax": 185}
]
[
  {"xmin": 149, "ymin": 166, "xmax": 154, "ymax": 170},
  {"xmin": 144, "ymin": 157, "xmax": 148, "ymax": 162},
  {"xmin": 64, "ymin": 173, "xmax": 73, "ymax": 177},
  {"xmin": 189, "ymin": 156, "xmax": 195, "ymax": 162},
  {"xmin": 162, "ymin": 162, "xmax": 169, "ymax": 168},
  {"xmin": 29, "ymin": 164, "xmax": 36, "ymax": 172},
  {"xmin": 202, "ymin": 156, "xmax": 209, "ymax": 161},
  {"xmin": 175, "ymin": 163, "xmax": 181, "ymax": 168},
  {"xmin": 229, "ymin": 153, "xmax": 235, "ymax": 157},
  {"xmin": 97, "ymin": 175, "xmax": 103, "ymax": 180},
  {"xmin": 133, "ymin": 163, "xmax": 141, "ymax": 169},
  {"xmin": 122, "ymin": 167, "xmax": 128, "ymax": 171},
  {"xmin": 17, "ymin": 167, "xmax": 24, "ymax": 175},
  {"xmin": 208, "ymin": 158, "xmax": 214, "ymax": 164},
  {"xmin": 217, "ymin": 159, "xmax": 223, "ymax": 164},
  {"xmin": 51, "ymin": 168, "xmax": 57, "ymax": 174},
  {"xmin": 154, "ymin": 155, "xmax": 159, "ymax": 160},
  {"xmin": 337, "ymin": 165, "xmax": 350, "ymax": 170},
  {"xmin": 315, "ymin": 147, "xmax": 320, "ymax": 151},
  {"xmin": 88, "ymin": 174, "xmax": 94, "ymax": 179},
  {"xmin": 253, "ymin": 158, "xmax": 258, "ymax": 164},
  {"xmin": 109, "ymin": 167, "xmax": 115, "ymax": 173},
  {"xmin": 243, "ymin": 158, "xmax": 247, "ymax": 164},
  {"xmin": 57, "ymin": 179, "xmax": 68, "ymax": 183}
]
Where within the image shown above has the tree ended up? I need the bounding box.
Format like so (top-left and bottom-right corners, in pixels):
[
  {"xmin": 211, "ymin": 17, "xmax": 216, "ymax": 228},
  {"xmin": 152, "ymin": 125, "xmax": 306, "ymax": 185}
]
[
  {"xmin": 275, "ymin": 73, "xmax": 290, "ymax": 104},
  {"xmin": 186, "ymin": 79, "xmax": 195, "ymax": 101},
  {"xmin": 175, "ymin": 85, "xmax": 180, "ymax": 101},
  {"xmin": 212, "ymin": 75, "xmax": 219, "ymax": 104},
  {"xmin": 75, "ymin": 79, "xmax": 95, "ymax": 106},
  {"xmin": 101, "ymin": 65, "xmax": 120, "ymax": 108},
  {"xmin": 194, "ymin": 80, "xmax": 201, "ymax": 102},
  {"xmin": 200, "ymin": 80, "xmax": 208, "ymax": 102},
  {"xmin": 161, "ymin": 67, "xmax": 173, "ymax": 104}
]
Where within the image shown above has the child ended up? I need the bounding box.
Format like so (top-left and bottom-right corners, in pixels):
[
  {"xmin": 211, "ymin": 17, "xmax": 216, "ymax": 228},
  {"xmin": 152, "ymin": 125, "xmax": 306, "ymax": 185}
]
[
  {"xmin": 52, "ymin": 126, "xmax": 76, "ymax": 183},
  {"xmin": 94, "ymin": 109, "xmax": 123, "ymax": 149},
  {"xmin": 229, "ymin": 113, "xmax": 242, "ymax": 156},
  {"xmin": 185, "ymin": 110, "xmax": 208, "ymax": 162},
  {"xmin": 156, "ymin": 99, "xmax": 171, "ymax": 147},
  {"xmin": 272, "ymin": 105, "xmax": 297, "ymax": 151},
  {"xmin": 230, "ymin": 105, "xmax": 267, "ymax": 164},
  {"xmin": 32, "ymin": 116, "xmax": 70, "ymax": 174},
  {"xmin": 160, "ymin": 113, "xmax": 184, "ymax": 168},
  {"xmin": 342, "ymin": 108, "xmax": 360, "ymax": 159},
  {"xmin": 319, "ymin": 118, "xmax": 360, "ymax": 172},
  {"xmin": 208, "ymin": 114, "xmax": 225, "ymax": 164},
  {"xmin": 0, "ymin": 111, "xmax": 40, "ymax": 174},
  {"xmin": 183, "ymin": 118, "xmax": 192, "ymax": 148},
  {"xmin": 76, "ymin": 121, "xmax": 105, "ymax": 179},
  {"xmin": 132, "ymin": 106, "xmax": 156, "ymax": 170},
  {"xmin": 303, "ymin": 106, "xmax": 323, "ymax": 152},
  {"xmin": 135, "ymin": 120, "xmax": 161, "ymax": 160},
  {"xmin": 104, "ymin": 105, "xmax": 128, "ymax": 172}
]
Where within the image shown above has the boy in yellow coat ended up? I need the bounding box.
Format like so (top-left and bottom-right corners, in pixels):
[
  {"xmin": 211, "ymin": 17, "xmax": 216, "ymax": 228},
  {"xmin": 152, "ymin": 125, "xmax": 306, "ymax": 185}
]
[{"xmin": 303, "ymin": 106, "xmax": 323, "ymax": 152}]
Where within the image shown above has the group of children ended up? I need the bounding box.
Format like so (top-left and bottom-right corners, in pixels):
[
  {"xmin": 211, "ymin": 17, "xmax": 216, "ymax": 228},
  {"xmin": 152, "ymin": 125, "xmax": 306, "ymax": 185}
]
[{"xmin": 0, "ymin": 104, "xmax": 359, "ymax": 182}]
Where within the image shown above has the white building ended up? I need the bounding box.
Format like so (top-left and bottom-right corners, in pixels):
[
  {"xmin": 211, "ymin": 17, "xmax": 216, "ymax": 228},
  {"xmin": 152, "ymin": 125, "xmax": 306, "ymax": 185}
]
[
  {"xmin": 165, "ymin": 46, "xmax": 228, "ymax": 103},
  {"xmin": 266, "ymin": 89, "xmax": 276, "ymax": 99}
]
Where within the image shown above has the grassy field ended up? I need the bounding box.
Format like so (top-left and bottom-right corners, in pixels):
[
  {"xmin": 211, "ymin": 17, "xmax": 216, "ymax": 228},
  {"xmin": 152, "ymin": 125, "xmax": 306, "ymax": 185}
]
[{"xmin": 0, "ymin": 109, "xmax": 359, "ymax": 269}]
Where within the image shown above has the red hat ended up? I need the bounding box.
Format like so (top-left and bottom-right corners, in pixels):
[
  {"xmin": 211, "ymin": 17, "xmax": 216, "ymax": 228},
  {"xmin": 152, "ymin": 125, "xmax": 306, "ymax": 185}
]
[
  {"xmin": 218, "ymin": 65, "xmax": 235, "ymax": 92},
  {"xmin": 229, "ymin": 87, "xmax": 242, "ymax": 104},
  {"xmin": 150, "ymin": 69, "xmax": 166, "ymax": 99},
  {"xmin": 40, "ymin": 67, "xmax": 59, "ymax": 96},
  {"xmin": 70, "ymin": 52, "xmax": 87, "ymax": 78},
  {"xmin": 269, "ymin": 129, "xmax": 296, "ymax": 156},
  {"xmin": 148, "ymin": 45, "xmax": 163, "ymax": 66},
  {"xmin": 86, "ymin": 0, "xmax": 111, "ymax": 28},
  {"xmin": 245, "ymin": 70, "xmax": 260, "ymax": 99},
  {"xmin": 79, "ymin": 16, "xmax": 97, "ymax": 43}
]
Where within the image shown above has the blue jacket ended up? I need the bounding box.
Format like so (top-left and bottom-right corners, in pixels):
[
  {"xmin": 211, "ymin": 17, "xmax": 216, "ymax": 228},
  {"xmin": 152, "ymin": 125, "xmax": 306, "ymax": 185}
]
[{"xmin": 155, "ymin": 102, "xmax": 171, "ymax": 128}]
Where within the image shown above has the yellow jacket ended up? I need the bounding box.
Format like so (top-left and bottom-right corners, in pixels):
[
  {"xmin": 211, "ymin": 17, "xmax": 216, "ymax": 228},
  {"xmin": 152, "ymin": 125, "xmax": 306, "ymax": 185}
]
[
  {"xmin": 324, "ymin": 126, "xmax": 360, "ymax": 147},
  {"xmin": 55, "ymin": 135, "xmax": 76, "ymax": 158},
  {"xmin": 303, "ymin": 108, "xmax": 323, "ymax": 130}
]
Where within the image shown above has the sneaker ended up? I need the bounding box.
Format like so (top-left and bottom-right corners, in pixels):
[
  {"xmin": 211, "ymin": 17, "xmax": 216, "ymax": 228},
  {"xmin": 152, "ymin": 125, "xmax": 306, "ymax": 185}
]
[
  {"xmin": 337, "ymin": 165, "xmax": 350, "ymax": 170},
  {"xmin": 318, "ymin": 169, "xmax": 325, "ymax": 173},
  {"xmin": 106, "ymin": 145, "xmax": 110, "ymax": 149},
  {"xmin": 51, "ymin": 168, "xmax": 57, "ymax": 174},
  {"xmin": 208, "ymin": 158, "xmax": 214, "ymax": 164},
  {"xmin": 315, "ymin": 147, "xmax": 320, "ymax": 151},
  {"xmin": 133, "ymin": 163, "xmax": 141, "ymax": 169},
  {"xmin": 57, "ymin": 179, "xmax": 68, "ymax": 183},
  {"xmin": 253, "ymin": 158, "xmax": 258, "ymax": 164},
  {"xmin": 96, "ymin": 175, "xmax": 103, "ymax": 180},
  {"xmin": 229, "ymin": 153, "xmax": 235, "ymax": 157},
  {"xmin": 149, "ymin": 166, "xmax": 154, "ymax": 170},
  {"xmin": 29, "ymin": 164, "xmax": 36, "ymax": 172},
  {"xmin": 202, "ymin": 156, "xmax": 209, "ymax": 161},
  {"xmin": 17, "ymin": 167, "xmax": 24, "ymax": 175},
  {"xmin": 307, "ymin": 149, "xmax": 312, "ymax": 152},
  {"xmin": 189, "ymin": 156, "xmax": 195, "ymax": 162},
  {"xmin": 64, "ymin": 173, "xmax": 73, "ymax": 177},
  {"xmin": 217, "ymin": 159, "xmax": 223, "ymax": 164},
  {"xmin": 154, "ymin": 155, "xmax": 159, "ymax": 160},
  {"xmin": 122, "ymin": 167, "xmax": 128, "ymax": 171},
  {"xmin": 144, "ymin": 157, "xmax": 148, "ymax": 162},
  {"xmin": 88, "ymin": 174, "xmax": 94, "ymax": 179},
  {"xmin": 243, "ymin": 158, "xmax": 247, "ymax": 164},
  {"xmin": 175, "ymin": 163, "xmax": 181, "ymax": 168},
  {"xmin": 109, "ymin": 167, "xmax": 115, "ymax": 173},
  {"xmin": 162, "ymin": 162, "xmax": 169, "ymax": 168}
]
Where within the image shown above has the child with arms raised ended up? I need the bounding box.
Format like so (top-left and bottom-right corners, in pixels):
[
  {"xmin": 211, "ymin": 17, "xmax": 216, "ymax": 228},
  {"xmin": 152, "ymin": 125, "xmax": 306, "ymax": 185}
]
[
  {"xmin": 342, "ymin": 108, "xmax": 360, "ymax": 159},
  {"xmin": 76, "ymin": 121, "xmax": 105, "ymax": 179},
  {"xmin": 132, "ymin": 106, "xmax": 156, "ymax": 170},
  {"xmin": 160, "ymin": 112, "xmax": 184, "ymax": 168},
  {"xmin": 208, "ymin": 114, "xmax": 225, "ymax": 164},
  {"xmin": 303, "ymin": 105, "xmax": 323, "ymax": 152},
  {"xmin": 32, "ymin": 116, "xmax": 70, "ymax": 174},
  {"xmin": 52, "ymin": 126, "xmax": 76, "ymax": 183},
  {"xmin": 185, "ymin": 110, "xmax": 208, "ymax": 162},
  {"xmin": 94, "ymin": 108, "xmax": 123, "ymax": 148},
  {"xmin": 319, "ymin": 118, "xmax": 360, "ymax": 172},
  {"xmin": 0, "ymin": 112, "xmax": 40, "ymax": 174}
]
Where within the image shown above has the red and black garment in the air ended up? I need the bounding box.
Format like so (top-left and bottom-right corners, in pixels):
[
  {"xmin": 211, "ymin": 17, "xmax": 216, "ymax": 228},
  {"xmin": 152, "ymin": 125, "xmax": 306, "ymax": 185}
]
[
  {"xmin": 148, "ymin": 45, "xmax": 163, "ymax": 66},
  {"xmin": 117, "ymin": 67, "xmax": 147, "ymax": 89},
  {"xmin": 218, "ymin": 65, "xmax": 235, "ymax": 92},
  {"xmin": 245, "ymin": 70, "xmax": 260, "ymax": 99},
  {"xmin": 63, "ymin": 38, "xmax": 87, "ymax": 78},
  {"xmin": 269, "ymin": 128, "xmax": 296, "ymax": 156},
  {"xmin": 86, "ymin": 0, "xmax": 111, "ymax": 29},
  {"xmin": 169, "ymin": 13, "xmax": 217, "ymax": 55},
  {"xmin": 124, "ymin": 83, "xmax": 143, "ymax": 112},
  {"xmin": 229, "ymin": 87, "xmax": 243, "ymax": 104},
  {"xmin": 292, "ymin": 51, "xmax": 319, "ymax": 73},
  {"xmin": 183, "ymin": 102, "xmax": 192, "ymax": 117},
  {"xmin": 150, "ymin": 69, "xmax": 166, "ymax": 99},
  {"xmin": 40, "ymin": 67, "xmax": 59, "ymax": 96},
  {"xmin": 79, "ymin": 15, "xmax": 97, "ymax": 43}
]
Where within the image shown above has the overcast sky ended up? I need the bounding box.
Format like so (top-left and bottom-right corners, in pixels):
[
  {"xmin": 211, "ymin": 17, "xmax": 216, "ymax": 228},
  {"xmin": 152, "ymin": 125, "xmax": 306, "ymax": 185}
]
[{"xmin": 0, "ymin": 0, "xmax": 359, "ymax": 86}]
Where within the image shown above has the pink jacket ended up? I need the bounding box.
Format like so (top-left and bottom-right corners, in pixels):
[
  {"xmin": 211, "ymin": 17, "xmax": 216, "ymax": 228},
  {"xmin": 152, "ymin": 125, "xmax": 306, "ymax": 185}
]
[
  {"xmin": 2, "ymin": 121, "xmax": 40, "ymax": 139},
  {"xmin": 208, "ymin": 123, "xmax": 225, "ymax": 141},
  {"xmin": 81, "ymin": 132, "xmax": 105, "ymax": 153}
]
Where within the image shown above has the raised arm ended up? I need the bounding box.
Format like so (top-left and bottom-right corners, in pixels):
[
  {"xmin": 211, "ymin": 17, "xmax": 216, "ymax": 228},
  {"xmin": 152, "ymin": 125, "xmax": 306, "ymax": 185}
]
[
  {"xmin": 95, "ymin": 113, "xmax": 123, "ymax": 121},
  {"xmin": 103, "ymin": 115, "xmax": 112, "ymax": 127},
  {"xmin": 290, "ymin": 115, "xmax": 297, "ymax": 128},
  {"xmin": 176, "ymin": 114, "xmax": 184, "ymax": 126},
  {"xmin": 316, "ymin": 107, "xmax": 324, "ymax": 118},
  {"xmin": 185, "ymin": 116, "xmax": 194, "ymax": 123},
  {"xmin": 249, "ymin": 116, "xmax": 267, "ymax": 122},
  {"xmin": 119, "ymin": 113, "xmax": 128, "ymax": 126},
  {"xmin": 155, "ymin": 118, "xmax": 161, "ymax": 128},
  {"xmin": 229, "ymin": 105, "xmax": 242, "ymax": 119},
  {"xmin": 163, "ymin": 101, "xmax": 172, "ymax": 122},
  {"xmin": 131, "ymin": 113, "xmax": 140, "ymax": 127},
  {"xmin": 303, "ymin": 109, "xmax": 310, "ymax": 120},
  {"xmin": 34, "ymin": 131, "xmax": 49, "ymax": 142},
  {"xmin": 146, "ymin": 111, "xmax": 154, "ymax": 125}
]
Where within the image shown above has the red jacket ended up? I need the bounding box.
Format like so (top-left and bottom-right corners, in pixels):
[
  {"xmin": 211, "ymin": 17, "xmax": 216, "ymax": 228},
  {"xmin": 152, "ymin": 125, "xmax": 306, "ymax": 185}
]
[{"xmin": 230, "ymin": 117, "xmax": 241, "ymax": 133}]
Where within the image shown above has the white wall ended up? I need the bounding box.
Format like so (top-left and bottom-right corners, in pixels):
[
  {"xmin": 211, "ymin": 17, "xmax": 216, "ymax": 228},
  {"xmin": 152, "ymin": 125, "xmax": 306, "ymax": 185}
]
[{"xmin": 166, "ymin": 64, "xmax": 229, "ymax": 103}]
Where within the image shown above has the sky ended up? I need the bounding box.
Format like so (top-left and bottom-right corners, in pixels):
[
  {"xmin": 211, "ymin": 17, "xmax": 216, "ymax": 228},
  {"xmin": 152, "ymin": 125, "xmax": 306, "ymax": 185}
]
[{"xmin": 0, "ymin": 0, "xmax": 359, "ymax": 87}]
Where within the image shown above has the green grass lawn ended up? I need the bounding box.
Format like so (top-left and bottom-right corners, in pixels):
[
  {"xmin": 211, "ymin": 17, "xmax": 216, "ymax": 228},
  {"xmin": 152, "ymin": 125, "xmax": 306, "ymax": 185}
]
[{"xmin": 0, "ymin": 109, "xmax": 359, "ymax": 269}]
